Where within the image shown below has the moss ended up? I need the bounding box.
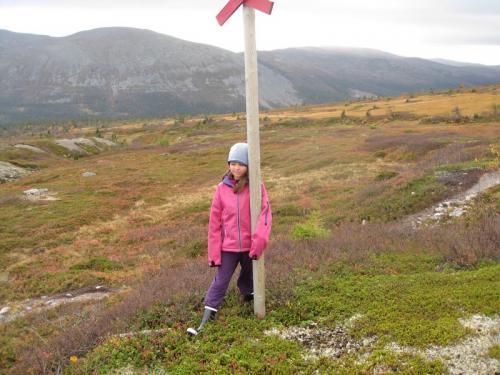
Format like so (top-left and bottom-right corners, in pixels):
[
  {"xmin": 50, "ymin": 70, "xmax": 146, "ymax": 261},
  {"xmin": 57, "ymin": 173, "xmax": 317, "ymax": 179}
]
[
  {"xmin": 277, "ymin": 258, "xmax": 499, "ymax": 348},
  {"xmin": 71, "ymin": 257, "xmax": 124, "ymax": 272},
  {"xmin": 488, "ymin": 344, "xmax": 500, "ymax": 360}
]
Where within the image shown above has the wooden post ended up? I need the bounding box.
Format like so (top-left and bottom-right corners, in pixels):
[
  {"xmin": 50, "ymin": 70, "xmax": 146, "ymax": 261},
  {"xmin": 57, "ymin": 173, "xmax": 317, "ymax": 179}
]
[{"xmin": 243, "ymin": 5, "xmax": 265, "ymax": 318}]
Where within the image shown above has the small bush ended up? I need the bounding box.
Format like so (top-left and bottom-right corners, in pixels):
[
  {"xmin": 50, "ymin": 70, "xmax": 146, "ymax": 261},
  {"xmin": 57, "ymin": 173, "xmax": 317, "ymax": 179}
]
[
  {"xmin": 185, "ymin": 240, "xmax": 207, "ymax": 258},
  {"xmin": 157, "ymin": 135, "xmax": 170, "ymax": 146},
  {"xmin": 291, "ymin": 212, "xmax": 330, "ymax": 240},
  {"xmin": 70, "ymin": 257, "xmax": 124, "ymax": 272}
]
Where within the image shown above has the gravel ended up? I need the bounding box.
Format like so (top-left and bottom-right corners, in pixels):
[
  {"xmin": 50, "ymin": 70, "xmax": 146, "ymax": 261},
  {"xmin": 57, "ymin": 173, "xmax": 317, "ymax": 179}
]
[{"xmin": 265, "ymin": 315, "xmax": 376, "ymax": 360}]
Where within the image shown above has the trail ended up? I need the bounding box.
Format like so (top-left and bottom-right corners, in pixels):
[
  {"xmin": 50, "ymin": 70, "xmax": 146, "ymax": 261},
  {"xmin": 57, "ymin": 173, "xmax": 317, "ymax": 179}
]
[{"xmin": 406, "ymin": 170, "xmax": 500, "ymax": 227}]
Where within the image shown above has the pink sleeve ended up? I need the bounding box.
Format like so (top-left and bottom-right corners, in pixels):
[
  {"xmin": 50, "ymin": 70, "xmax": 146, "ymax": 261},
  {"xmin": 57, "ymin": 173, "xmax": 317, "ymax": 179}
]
[
  {"xmin": 207, "ymin": 185, "xmax": 223, "ymax": 266},
  {"xmin": 249, "ymin": 183, "xmax": 272, "ymax": 259}
]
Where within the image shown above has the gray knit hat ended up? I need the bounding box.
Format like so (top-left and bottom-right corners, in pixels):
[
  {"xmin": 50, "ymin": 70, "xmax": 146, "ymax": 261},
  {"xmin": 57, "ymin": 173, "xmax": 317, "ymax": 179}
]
[{"xmin": 227, "ymin": 142, "xmax": 248, "ymax": 166}]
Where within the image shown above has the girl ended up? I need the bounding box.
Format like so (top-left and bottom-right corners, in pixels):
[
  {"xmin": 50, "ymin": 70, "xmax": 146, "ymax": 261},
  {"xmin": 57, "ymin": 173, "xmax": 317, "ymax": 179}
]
[{"xmin": 187, "ymin": 142, "xmax": 272, "ymax": 336}]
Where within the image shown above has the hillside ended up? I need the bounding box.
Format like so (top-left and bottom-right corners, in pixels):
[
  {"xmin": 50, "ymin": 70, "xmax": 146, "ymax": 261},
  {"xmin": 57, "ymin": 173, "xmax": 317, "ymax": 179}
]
[
  {"xmin": 0, "ymin": 85, "xmax": 498, "ymax": 373},
  {"xmin": 1, "ymin": 27, "xmax": 500, "ymax": 123}
]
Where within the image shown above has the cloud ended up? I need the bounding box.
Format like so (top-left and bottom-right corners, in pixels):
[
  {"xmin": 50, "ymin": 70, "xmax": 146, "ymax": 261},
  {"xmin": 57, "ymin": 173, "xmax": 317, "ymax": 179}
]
[
  {"xmin": 1, "ymin": 0, "xmax": 499, "ymax": 64},
  {"xmin": 433, "ymin": 34, "xmax": 500, "ymax": 46},
  {"xmin": 0, "ymin": 0, "xmax": 219, "ymax": 10}
]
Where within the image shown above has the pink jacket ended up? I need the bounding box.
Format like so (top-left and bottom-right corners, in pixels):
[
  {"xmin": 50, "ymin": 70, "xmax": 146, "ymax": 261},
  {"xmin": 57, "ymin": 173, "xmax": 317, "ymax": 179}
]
[{"xmin": 207, "ymin": 175, "xmax": 272, "ymax": 266}]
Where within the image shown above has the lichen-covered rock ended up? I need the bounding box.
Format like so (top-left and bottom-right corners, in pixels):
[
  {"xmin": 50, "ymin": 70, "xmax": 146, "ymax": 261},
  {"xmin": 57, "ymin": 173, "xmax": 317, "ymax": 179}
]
[
  {"xmin": 13, "ymin": 144, "xmax": 46, "ymax": 153},
  {"xmin": 0, "ymin": 161, "xmax": 30, "ymax": 182}
]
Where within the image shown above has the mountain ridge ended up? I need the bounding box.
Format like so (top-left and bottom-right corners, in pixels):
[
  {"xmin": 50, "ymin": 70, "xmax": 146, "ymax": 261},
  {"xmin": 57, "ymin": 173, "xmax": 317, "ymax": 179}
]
[{"xmin": 1, "ymin": 27, "xmax": 499, "ymax": 124}]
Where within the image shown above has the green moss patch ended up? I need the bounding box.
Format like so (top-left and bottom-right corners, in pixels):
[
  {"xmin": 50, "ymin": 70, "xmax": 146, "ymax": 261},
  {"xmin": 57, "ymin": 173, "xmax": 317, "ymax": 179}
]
[{"xmin": 70, "ymin": 257, "xmax": 124, "ymax": 272}]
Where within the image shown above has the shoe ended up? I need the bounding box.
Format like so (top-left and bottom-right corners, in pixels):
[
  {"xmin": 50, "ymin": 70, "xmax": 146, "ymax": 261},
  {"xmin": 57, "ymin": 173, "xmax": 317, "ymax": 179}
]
[{"xmin": 187, "ymin": 307, "xmax": 216, "ymax": 336}]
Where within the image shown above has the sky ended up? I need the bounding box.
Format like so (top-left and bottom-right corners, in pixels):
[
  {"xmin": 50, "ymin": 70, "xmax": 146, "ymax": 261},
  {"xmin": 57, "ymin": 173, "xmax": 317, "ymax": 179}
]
[{"xmin": 0, "ymin": 0, "xmax": 499, "ymax": 65}]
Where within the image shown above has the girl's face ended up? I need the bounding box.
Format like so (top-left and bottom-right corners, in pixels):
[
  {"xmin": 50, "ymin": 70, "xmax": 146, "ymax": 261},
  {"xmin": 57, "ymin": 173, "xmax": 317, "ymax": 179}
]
[{"xmin": 229, "ymin": 162, "xmax": 248, "ymax": 180}]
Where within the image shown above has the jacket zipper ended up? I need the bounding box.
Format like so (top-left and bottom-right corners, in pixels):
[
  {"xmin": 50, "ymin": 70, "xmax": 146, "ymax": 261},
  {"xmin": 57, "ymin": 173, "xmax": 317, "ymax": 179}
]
[
  {"xmin": 237, "ymin": 192, "xmax": 242, "ymax": 251},
  {"xmin": 265, "ymin": 200, "xmax": 270, "ymax": 225}
]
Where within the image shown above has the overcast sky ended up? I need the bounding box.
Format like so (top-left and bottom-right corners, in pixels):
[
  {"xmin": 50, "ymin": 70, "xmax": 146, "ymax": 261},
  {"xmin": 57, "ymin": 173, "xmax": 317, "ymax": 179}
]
[{"xmin": 1, "ymin": 0, "xmax": 499, "ymax": 65}]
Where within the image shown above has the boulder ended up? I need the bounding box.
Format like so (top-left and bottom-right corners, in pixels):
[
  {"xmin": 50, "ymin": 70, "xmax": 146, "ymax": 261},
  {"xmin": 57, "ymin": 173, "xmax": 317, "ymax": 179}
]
[{"xmin": 0, "ymin": 161, "xmax": 30, "ymax": 182}]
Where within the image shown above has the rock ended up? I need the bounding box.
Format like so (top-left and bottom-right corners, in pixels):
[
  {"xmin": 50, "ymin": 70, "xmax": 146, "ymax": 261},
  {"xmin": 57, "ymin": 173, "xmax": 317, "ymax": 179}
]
[
  {"xmin": 449, "ymin": 208, "xmax": 465, "ymax": 217},
  {"xmin": 23, "ymin": 188, "xmax": 49, "ymax": 196},
  {"xmin": 23, "ymin": 188, "xmax": 58, "ymax": 201},
  {"xmin": 82, "ymin": 171, "xmax": 96, "ymax": 177},
  {"xmin": 55, "ymin": 138, "xmax": 95, "ymax": 154},
  {"xmin": 92, "ymin": 137, "xmax": 117, "ymax": 147},
  {"xmin": 0, "ymin": 161, "xmax": 30, "ymax": 182},
  {"xmin": 0, "ymin": 306, "xmax": 10, "ymax": 315},
  {"xmin": 13, "ymin": 144, "xmax": 46, "ymax": 153},
  {"xmin": 0, "ymin": 272, "xmax": 9, "ymax": 283}
]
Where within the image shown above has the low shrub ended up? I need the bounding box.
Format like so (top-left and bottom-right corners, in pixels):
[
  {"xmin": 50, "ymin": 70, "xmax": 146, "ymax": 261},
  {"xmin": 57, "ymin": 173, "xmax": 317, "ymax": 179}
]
[
  {"xmin": 376, "ymin": 171, "xmax": 398, "ymax": 181},
  {"xmin": 291, "ymin": 212, "xmax": 330, "ymax": 240}
]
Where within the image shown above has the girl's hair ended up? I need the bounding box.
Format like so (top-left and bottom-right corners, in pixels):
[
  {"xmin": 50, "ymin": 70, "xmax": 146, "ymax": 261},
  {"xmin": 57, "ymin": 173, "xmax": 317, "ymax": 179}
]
[{"xmin": 226, "ymin": 170, "xmax": 248, "ymax": 194}]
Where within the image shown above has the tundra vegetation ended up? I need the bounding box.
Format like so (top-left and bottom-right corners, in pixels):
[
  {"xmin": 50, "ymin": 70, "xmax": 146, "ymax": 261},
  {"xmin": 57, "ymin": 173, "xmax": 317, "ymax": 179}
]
[{"xmin": 0, "ymin": 84, "xmax": 499, "ymax": 374}]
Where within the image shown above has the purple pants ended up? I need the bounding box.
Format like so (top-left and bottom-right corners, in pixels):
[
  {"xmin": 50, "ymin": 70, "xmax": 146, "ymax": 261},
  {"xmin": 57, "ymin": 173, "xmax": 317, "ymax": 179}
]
[{"xmin": 204, "ymin": 251, "xmax": 253, "ymax": 310}]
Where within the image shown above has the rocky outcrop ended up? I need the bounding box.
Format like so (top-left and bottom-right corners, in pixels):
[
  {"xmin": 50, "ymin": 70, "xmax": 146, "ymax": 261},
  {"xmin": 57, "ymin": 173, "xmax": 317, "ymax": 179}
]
[
  {"xmin": 54, "ymin": 137, "xmax": 117, "ymax": 155},
  {"xmin": 13, "ymin": 144, "xmax": 46, "ymax": 153},
  {"xmin": 0, "ymin": 161, "xmax": 30, "ymax": 183}
]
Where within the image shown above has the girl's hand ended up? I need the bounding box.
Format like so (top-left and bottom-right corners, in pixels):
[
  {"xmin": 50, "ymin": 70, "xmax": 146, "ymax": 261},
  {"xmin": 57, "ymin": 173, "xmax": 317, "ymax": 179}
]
[{"xmin": 210, "ymin": 261, "xmax": 221, "ymax": 267}]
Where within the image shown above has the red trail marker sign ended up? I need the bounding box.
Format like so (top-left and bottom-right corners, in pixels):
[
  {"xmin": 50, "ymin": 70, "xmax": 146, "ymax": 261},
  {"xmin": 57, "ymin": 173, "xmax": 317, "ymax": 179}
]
[
  {"xmin": 216, "ymin": 0, "xmax": 274, "ymax": 26},
  {"xmin": 216, "ymin": 0, "xmax": 274, "ymax": 318}
]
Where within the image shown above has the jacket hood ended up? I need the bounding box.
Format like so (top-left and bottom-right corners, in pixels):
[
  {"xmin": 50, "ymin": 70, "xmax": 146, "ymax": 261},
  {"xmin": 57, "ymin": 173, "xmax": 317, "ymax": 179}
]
[{"xmin": 222, "ymin": 174, "xmax": 235, "ymax": 188}]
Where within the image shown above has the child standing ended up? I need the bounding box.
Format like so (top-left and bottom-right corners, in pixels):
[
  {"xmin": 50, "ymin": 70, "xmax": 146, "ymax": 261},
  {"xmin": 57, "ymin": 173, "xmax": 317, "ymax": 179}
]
[{"xmin": 187, "ymin": 143, "xmax": 272, "ymax": 336}]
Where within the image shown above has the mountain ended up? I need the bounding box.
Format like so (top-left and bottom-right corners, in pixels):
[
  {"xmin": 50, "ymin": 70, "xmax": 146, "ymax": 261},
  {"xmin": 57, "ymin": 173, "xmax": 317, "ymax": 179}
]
[
  {"xmin": 429, "ymin": 58, "xmax": 487, "ymax": 68},
  {"xmin": 1, "ymin": 28, "xmax": 499, "ymax": 124},
  {"xmin": 259, "ymin": 47, "xmax": 500, "ymax": 101}
]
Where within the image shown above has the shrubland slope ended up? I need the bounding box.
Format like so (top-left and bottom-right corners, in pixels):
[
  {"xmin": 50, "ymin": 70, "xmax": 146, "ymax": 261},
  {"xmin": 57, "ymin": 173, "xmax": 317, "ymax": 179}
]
[{"xmin": 0, "ymin": 84, "xmax": 498, "ymax": 374}]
